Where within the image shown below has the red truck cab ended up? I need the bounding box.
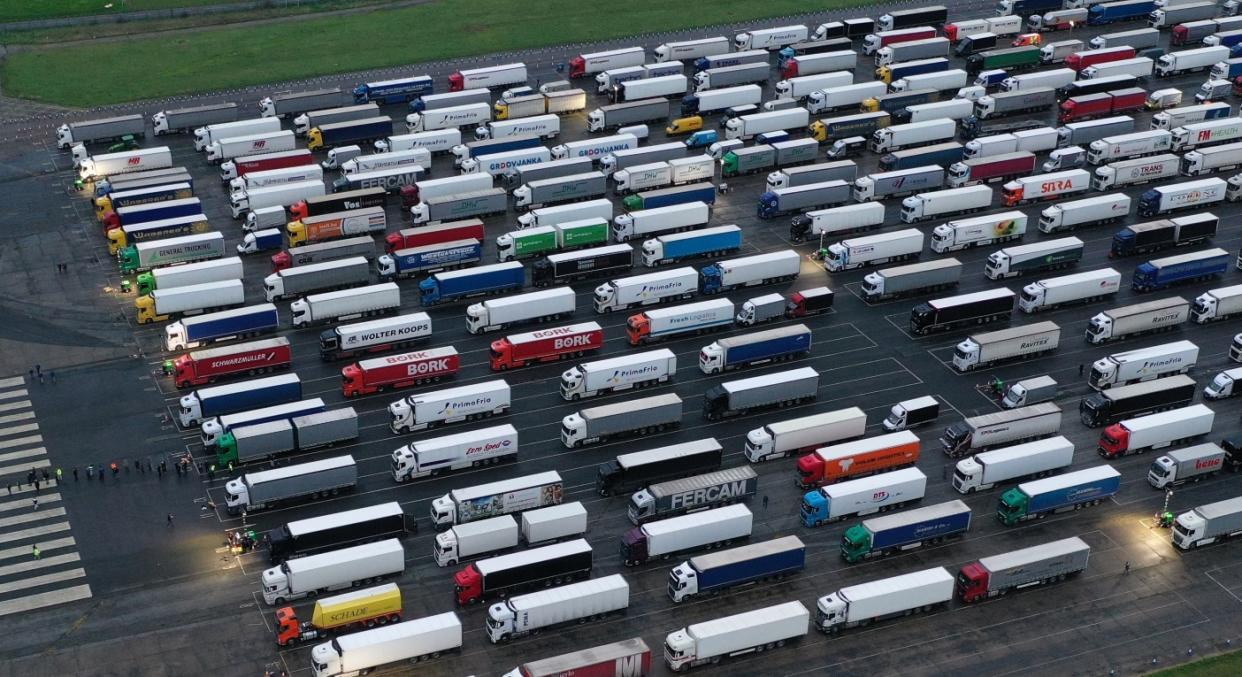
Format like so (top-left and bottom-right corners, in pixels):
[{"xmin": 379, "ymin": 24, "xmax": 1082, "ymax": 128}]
[
  {"xmin": 173, "ymin": 337, "xmax": 292, "ymax": 389},
  {"xmin": 786, "ymin": 287, "xmax": 835, "ymax": 317},
  {"xmin": 340, "ymin": 346, "xmax": 460, "ymax": 397},
  {"xmin": 956, "ymin": 562, "xmax": 990, "ymax": 602},
  {"xmin": 489, "ymin": 322, "xmax": 604, "ymax": 370},
  {"xmin": 1097, "ymin": 423, "xmax": 1129, "ymax": 458},
  {"xmin": 454, "ymin": 564, "xmax": 483, "ymax": 605}
]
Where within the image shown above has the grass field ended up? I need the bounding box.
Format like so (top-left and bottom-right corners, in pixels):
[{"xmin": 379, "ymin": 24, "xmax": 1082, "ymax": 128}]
[
  {"xmin": 0, "ymin": 0, "xmax": 249, "ymax": 23},
  {"xmin": 1153, "ymin": 650, "xmax": 1242, "ymax": 677},
  {"xmin": 1, "ymin": 0, "xmax": 869, "ymax": 107}
]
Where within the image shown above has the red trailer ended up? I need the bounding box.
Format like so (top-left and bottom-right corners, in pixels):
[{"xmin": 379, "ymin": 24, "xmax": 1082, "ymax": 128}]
[
  {"xmin": 384, "ymin": 219, "xmax": 485, "ymax": 253},
  {"xmin": 786, "ymin": 287, "xmax": 835, "ymax": 317},
  {"xmin": 877, "ymin": 27, "xmax": 937, "ymax": 47},
  {"xmin": 509, "ymin": 638, "xmax": 652, "ymax": 677},
  {"xmin": 489, "ymin": 322, "xmax": 605, "ymax": 370},
  {"xmin": 954, "ymin": 151, "xmax": 1037, "ymax": 185},
  {"xmin": 1059, "ymin": 88, "xmax": 1146, "ymax": 123},
  {"xmin": 1065, "ymin": 46, "xmax": 1135, "ymax": 72},
  {"xmin": 172, "ymin": 337, "xmax": 292, "ymax": 388},
  {"xmin": 230, "ymin": 149, "xmax": 314, "ymax": 181},
  {"xmin": 340, "ymin": 345, "xmax": 460, "ymax": 397}
]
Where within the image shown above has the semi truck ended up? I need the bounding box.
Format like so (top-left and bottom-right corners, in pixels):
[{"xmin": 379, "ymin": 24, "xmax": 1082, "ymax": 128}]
[
  {"xmin": 488, "ymin": 322, "xmax": 603, "ymax": 370},
  {"xmin": 952, "ymin": 436, "xmax": 1076, "ymax": 494},
  {"xmin": 1018, "ymin": 268, "xmax": 1122, "ymax": 312},
  {"xmin": 1173, "ymin": 496, "xmax": 1242, "ymax": 549},
  {"xmin": 217, "ymin": 408, "xmax": 358, "ymax": 468},
  {"xmin": 135, "ymin": 256, "xmax": 241, "ymax": 296},
  {"xmin": 1080, "ymin": 375, "xmax": 1197, "ymax": 427},
  {"xmin": 454, "ymin": 538, "xmax": 593, "ymax": 605},
  {"xmin": 263, "ymin": 257, "xmax": 369, "ymax": 302},
  {"xmin": 390, "ymin": 423, "xmax": 517, "ymax": 484},
  {"xmin": 1098, "ymin": 404, "xmax": 1215, "ymax": 457},
  {"xmin": 592, "ymin": 267, "xmax": 698, "ymax": 313},
  {"xmin": 181, "ymin": 369, "xmax": 300, "ymax": 430},
  {"xmin": 899, "ymin": 185, "xmax": 993, "ymax": 222},
  {"xmin": 997, "ymin": 466, "xmax": 1121, "ymax": 524},
  {"xmin": 503, "ymin": 638, "xmax": 651, "ymax": 677},
  {"xmin": 485, "ymin": 575, "xmax": 629, "ymax": 644},
  {"xmin": 840, "ymin": 500, "xmax": 972, "ymax": 563},
  {"xmin": 57, "ymin": 114, "xmax": 145, "ymax": 149},
  {"xmin": 800, "ymin": 467, "xmax": 927, "ymax": 527},
  {"xmin": 1131, "ymin": 248, "xmax": 1230, "ymax": 292},
  {"xmin": 909, "ymin": 288, "xmax": 1015, "ymax": 335},
  {"xmin": 743, "ymin": 408, "xmax": 866, "ymax": 463},
  {"xmin": 559, "ymin": 349, "xmax": 677, "ymax": 401},
  {"xmin": 947, "ymin": 153, "xmax": 1037, "ymax": 187},
  {"xmin": 387, "ymin": 379, "xmax": 511, "ymax": 434},
  {"xmin": 1088, "ymin": 340, "xmax": 1199, "ymax": 390},
  {"xmin": 795, "ymin": 431, "xmax": 920, "ymax": 488},
  {"xmin": 417, "ymin": 262, "xmax": 525, "ymax": 306},
  {"xmin": 699, "ymin": 250, "xmax": 801, "ymax": 294},
  {"xmin": 432, "ymin": 502, "xmax": 587, "ymax": 567},
  {"xmin": 664, "ymin": 601, "xmax": 809, "ymax": 672},
  {"xmin": 620, "ymin": 503, "xmax": 752, "ymax": 567},
  {"xmin": 1111, "ymin": 214, "xmax": 1217, "ymax": 257},
  {"xmin": 430, "ymin": 470, "xmax": 562, "ymax": 531},
  {"xmin": 941, "ymin": 402, "xmax": 1063, "ymax": 458},
  {"xmin": 823, "ymin": 229, "xmax": 923, "ymax": 272},
  {"xmin": 641, "ymin": 226, "xmax": 741, "ymax": 267},
  {"xmin": 628, "ymin": 466, "xmax": 758, "ymax": 524},
  {"xmin": 290, "ymin": 283, "xmax": 401, "ymax": 328},
  {"xmin": 816, "ymin": 567, "xmax": 953, "ymax": 633},
  {"xmin": 951, "ymin": 321, "xmax": 1061, "ymax": 371},
  {"xmin": 134, "ymin": 279, "xmax": 244, "ymax": 325},
  {"xmin": 164, "ymin": 303, "xmax": 279, "ymax": 352},
  {"xmin": 318, "ymin": 312, "xmax": 432, "ymax": 362},
  {"xmin": 561, "ymin": 393, "xmax": 683, "ymax": 447},
  {"xmin": 698, "ymin": 324, "xmax": 812, "ymax": 374},
  {"xmin": 861, "ymin": 259, "xmax": 962, "ymax": 302},
  {"xmin": 957, "ymin": 537, "xmax": 1091, "ymax": 601},
  {"xmin": 465, "ymin": 287, "xmax": 576, "ymax": 334},
  {"xmin": 669, "ymin": 536, "xmax": 805, "ymax": 602},
  {"xmin": 1092, "ymin": 154, "xmax": 1180, "ymax": 190},
  {"xmin": 789, "ymin": 202, "xmax": 886, "ymax": 242},
  {"xmin": 984, "ymin": 236, "xmax": 1084, "ymax": 280},
  {"xmin": 1086, "ymin": 296, "xmax": 1191, "ymax": 343},
  {"xmin": 880, "ymin": 396, "xmax": 942, "ymax": 431},
  {"xmin": 172, "ymin": 336, "xmax": 290, "ymax": 389},
  {"xmin": 339, "ymin": 346, "xmax": 459, "ymax": 398},
  {"xmin": 309, "ymin": 612, "xmax": 460, "ymax": 677},
  {"xmin": 1148, "ymin": 443, "xmax": 1226, "ymax": 488},
  {"xmin": 702, "ymin": 367, "xmax": 819, "ymax": 421},
  {"xmin": 624, "ymin": 298, "xmax": 735, "ymax": 345},
  {"xmin": 532, "ymin": 244, "xmax": 634, "ymax": 288},
  {"xmin": 226, "ymin": 455, "xmax": 357, "ymax": 516}
]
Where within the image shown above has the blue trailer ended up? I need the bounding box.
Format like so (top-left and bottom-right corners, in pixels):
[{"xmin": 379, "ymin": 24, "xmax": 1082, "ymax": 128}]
[
  {"xmin": 695, "ymin": 52, "xmax": 765, "ymax": 71},
  {"xmin": 379, "ymin": 240, "xmax": 483, "ymax": 281},
  {"xmin": 641, "ymin": 226, "xmax": 743, "ymax": 266},
  {"xmin": 178, "ymin": 373, "xmax": 302, "ymax": 428},
  {"xmin": 998, "ymin": 465, "xmax": 1121, "ymax": 525},
  {"xmin": 885, "ymin": 58, "xmax": 950, "ymax": 83},
  {"xmin": 879, "ymin": 143, "xmax": 964, "ymax": 172},
  {"xmin": 698, "ymin": 324, "xmax": 812, "ymax": 373},
  {"xmin": 668, "ymin": 536, "xmax": 806, "ymax": 602},
  {"xmin": 109, "ymin": 197, "xmax": 202, "ymax": 229},
  {"xmin": 95, "ymin": 171, "xmax": 193, "ymax": 198},
  {"xmin": 95, "ymin": 182, "xmax": 194, "ymax": 219},
  {"xmin": 1088, "ymin": 0, "xmax": 1156, "ymax": 25},
  {"xmin": 1212, "ymin": 58, "xmax": 1242, "ymax": 80},
  {"xmin": 418, "ymin": 261, "xmax": 526, "ymax": 305},
  {"xmin": 840, "ymin": 499, "xmax": 971, "ymax": 563},
  {"xmin": 166, "ymin": 303, "xmax": 280, "ymax": 352},
  {"xmin": 308, "ymin": 117, "xmax": 393, "ymax": 151},
  {"xmin": 623, "ymin": 182, "xmax": 717, "ymax": 211},
  {"xmin": 1008, "ymin": 0, "xmax": 1061, "ymax": 15},
  {"xmin": 455, "ymin": 135, "xmax": 542, "ymax": 162},
  {"xmin": 237, "ymin": 228, "xmax": 284, "ymax": 255},
  {"xmin": 1130, "ymin": 248, "xmax": 1230, "ymax": 292},
  {"xmin": 352, "ymin": 76, "xmax": 434, "ymax": 104}
]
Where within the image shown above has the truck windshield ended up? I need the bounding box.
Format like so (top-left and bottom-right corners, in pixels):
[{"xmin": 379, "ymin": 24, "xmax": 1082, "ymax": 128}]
[
  {"xmin": 800, "ymin": 498, "xmax": 815, "ymax": 514},
  {"xmin": 488, "ymin": 346, "xmax": 503, "ymax": 361},
  {"xmin": 1149, "ymin": 462, "xmax": 1169, "ymax": 478},
  {"xmin": 1019, "ymin": 289, "xmax": 1038, "ymax": 304},
  {"xmin": 561, "ymin": 423, "xmax": 573, "ymax": 439},
  {"xmin": 952, "ymin": 346, "xmax": 970, "ymax": 361},
  {"xmin": 485, "ymin": 614, "xmax": 503, "ymax": 630},
  {"xmin": 1172, "ymin": 521, "xmax": 1191, "ymax": 539},
  {"xmin": 1100, "ymin": 431, "xmax": 1119, "ymax": 446}
]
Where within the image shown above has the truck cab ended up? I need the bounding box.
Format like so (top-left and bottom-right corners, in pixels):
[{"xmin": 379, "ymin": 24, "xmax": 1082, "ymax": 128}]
[
  {"xmin": 1041, "ymin": 146, "xmax": 1084, "ymax": 172},
  {"xmin": 719, "ymin": 104, "xmax": 759, "ymax": 127},
  {"xmin": 1196, "ymin": 79, "xmax": 1232, "ymax": 103},
  {"xmin": 619, "ymin": 528, "xmax": 649, "ymax": 566},
  {"xmin": 826, "ymin": 136, "xmax": 867, "ymax": 159},
  {"xmin": 1002, "ymin": 375, "xmax": 1058, "ymax": 408},
  {"xmin": 736, "ymin": 293, "xmax": 785, "ymax": 326},
  {"xmin": 485, "ymin": 602, "xmax": 519, "ymax": 642},
  {"xmin": 453, "ymin": 564, "xmax": 483, "ymax": 604},
  {"xmin": 954, "ymin": 562, "xmax": 990, "ymax": 602},
  {"xmin": 1204, "ymin": 367, "xmax": 1242, "ymax": 399},
  {"xmin": 882, "ymin": 395, "xmax": 939, "ymax": 431},
  {"xmin": 814, "ymin": 592, "xmax": 847, "ymax": 631},
  {"xmin": 787, "ymin": 287, "xmax": 834, "ymax": 316},
  {"xmin": 798, "ymin": 490, "xmax": 830, "ymax": 526},
  {"xmin": 668, "ymin": 562, "xmax": 700, "ymax": 602},
  {"xmin": 995, "ymin": 487, "xmax": 1030, "ymax": 526}
]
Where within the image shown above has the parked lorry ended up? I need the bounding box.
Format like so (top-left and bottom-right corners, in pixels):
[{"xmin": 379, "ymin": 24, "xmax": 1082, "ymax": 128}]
[
  {"xmin": 592, "ymin": 267, "xmax": 698, "ymax": 313},
  {"xmin": 952, "ymin": 436, "xmax": 1075, "ymax": 494},
  {"xmin": 561, "ymin": 393, "xmax": 683, "ymax": 447},
  {"xmin": 290, "ymin": 282, "xmax": 400, "ymax": 329},
  {"xmin": 226, "ymin": 454, "xmax": 356, "ymax": 516},
  {"xmin": 1086, "ymin": 296, "xmax": 1190, "ymax": 343},
  {"xmin": 389, "ymin": 422, "xmax": 517, "ymax": 485},
  {"xmin": 430, "ymin": 470, "xmax": 561, "ymax": 532},
  {"xmin": 951, "ymin": 322, "xmax": 1061, "ymax": 371},
  {"xmin": 503, "ymin": 638, "xmax": 651, "ymax": 677},
  {"xmin": 172, "ymin": 336, "xmax": 290, "ymax": 390},
  {"xmin": 941, "ymin": 402, "xmax": 1062, "ymax": 458},
  {"xmin": 997, "ymin": 466, "xmax": 1121, "ymax": 524},
  {"xmin": 1092, "ymin": 154, "xmax": 1180, "ymax": 190},
  {"xmin": 815, "ymin": 565, "xmax": 953, "ymax": 636},
  {"xmin": 861, "ymin": 259, "xmax": 962, "ymax": 302},
  {"xmin": 929, "ymin": 212, "xmax": 1026, "ymax": 254},
  {"xmin": 800, "ymin": 467, "xmax": 927, "ymax": 527},
  {"xmin": 620, "ymin": 503, "xmax": 752, "ymax": 567},
  {"xmin": 1137, "ymin": 178, "xmax": 1228, "ymax": 216},
  {"xmin": 947, "ymin": 153, "xmax": 1037, "ymax": 187},
  {"xmin": 957, "ymin": 537, "xmax": 1090, "ymax": 601},
  {"xmin": 387, "ymin": 378, "xmax": 511, "ymax": 434},
  {"xmin": 669, "ymin": 536, "xmax": 805, "ymax": 603},
  {"xmin": 532, "ymin": 244, "xmax": 634, "ymax": 288},
  {"xmin": 559, "ymin": 348, "xmax": 677, "ymax": 401},
  {"xmin": 629, "ymin": 466, "xmax": 758, "ymax": 524},
  {"xmin": 273, "ymin": 581, "xmax": 402, "ymax": 647},
  {"xmin": 318, "ymin": 311, "xmax": 431, "ymax": 362},
  {"xmin": 795, "ymin": 431, "xmax": 920, "ymax": 487},
  {"xmin": 910, "ymin": 288, "xmax": 1015, "ymax": 334},
  {"xmin": 823, "ymin": 229, "xmax": 923, "ymax": 271},
  {"xmin": 840, "ymin": 500, "xmax": 970, "ymax": 563},
  {"xmin": 77, "ymin": 146, "xmax": 172, "ymax": 182},
  {"xmin": 164, "ymin": 303, "xmax": 278, "ymax": 352},
  {"xmin": 900, "ymin": 185, "xmax": 993, "ymax": 222},
  {"xmin": 216, "ymin": 407, "xmax": 358, "ymax": 467},
  {"xmin": 724, "ymin": 109, "xmax": 810, "ymax": 141},
  {"xmin": 485, "ymin": 574, "xmax": 628, "ymax": 644},
  {"xmin": 487, "ymin": 321, "xmax": 603, "ymax": 370},
  {"xmin": 1172, "ymin": 495, "xmax": 1242, "ymax": 549},
  {"xmin": 1089, "ymin": 339, "xmax": 1199, "ymax": 390},
  {"xmin": 1098, "ymin": 404, "xmax": 1215, "ymax": 457},
  {"xmin": 702, "ymin": 367, "xmax": 819, "ymax": 421},
  {"xmin": 596, "ymin": 438, "xmax": 722, "ymax": 498},
  {"xmin": 57, "ymin": 114, "xmax": 145, "ymax": 149},
  {"xmin": 698, "ymin": 324, "xmax": 811, "ymax": 374},
  {"xmin": 417, "ymin": 262, "xmax": 524, "ymax": 307},
  {"xmin": 433, "ymin": 502, "xmax": 587, "ymax": 567},
  {"xmin": 881, "ymin": 396, "xmax": 941, "ymax": 431},
  {"xmin": 118, "ymin": 231, "xmax": 225, "ymax": 274},
  {"xmin": 664, "ymin": 600, "xmax": 809, "ymax": 671},
  {"xmin": 1001, "ymin": 168, "xmax": 1091, "ymax": 205},
  {"xmin": 134, "ymin": 279, "xmax": 244, "ymax": 325},
  {"xmin": 1018, "ymin": 269, "xmax": 1122, "ymax": 313},
  {"xmin": 1147, "ymin": 442, "xmax": 1226, "ymax": 489},
  {"xmin": 641, "ymin": 226, "xmax": 742, "ymax": 267},
  {"xmin": 624, "ymin": 298, "xmax": 735, "ymax": 345},
  {"xmin": 699, "ymin": 250, "xmax": 801, "ymax": 294},
  {"xmin": 790, "ymin": 202, "xmax": 886, "ymax": 242},
  {"xmin": 1131, "ymin": 248, "xmax": 1230, "ymax": 291}
]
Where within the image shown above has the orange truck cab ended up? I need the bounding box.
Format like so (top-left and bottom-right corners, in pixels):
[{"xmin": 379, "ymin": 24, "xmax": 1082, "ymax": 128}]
[
  {"xmin": 275, "ymin": 582, "xmax": 402, "ymax": 646},
  {"xmin": 1011, "ymin": 33, "xmax": 1041, "ymax": 47}
]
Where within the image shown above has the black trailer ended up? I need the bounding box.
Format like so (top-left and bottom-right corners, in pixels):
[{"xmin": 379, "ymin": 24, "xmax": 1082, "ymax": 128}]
[
  {"xmin": 291, "ymin": 187, "xmax": 387, "ymax": 220},
  {"xmin": 910, "ymin": 288, "xmax": 1015, "ymax": 335},
  {"xmin": 1078, "ymin": 375, "xmax": 1197, "ymax": 427},
  {"xmin": 266, "ymin": 502, "xmax": 409, "ymax": 563},
  {"xmin": 596, "ymin": 438, "xmax": 723, "ymax": 496},
  {"xmin": 532, "ymin": 244, "xmax": 634, "ymax": 287}
]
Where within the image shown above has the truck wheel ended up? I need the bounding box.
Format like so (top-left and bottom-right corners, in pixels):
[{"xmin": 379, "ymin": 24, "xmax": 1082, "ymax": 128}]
[{"xmin": 275, "ymin": 597, "xmax": 286, "ymax": 605}]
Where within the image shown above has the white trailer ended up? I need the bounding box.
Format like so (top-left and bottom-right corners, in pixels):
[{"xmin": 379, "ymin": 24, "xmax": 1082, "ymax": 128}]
[
  {"xmin": 404, "ymin": 103, "xmax": 491, "ymax": 133},
  {"xmin": 193, "ymin": 117, "xmax": 281, "ymax": 152},
  {"xmin": 477, "ymin": 114, "xmax": 561, "ymax": 141},
  {"xmin": 1193, "ymin": 285, "xmax": 1242, "ymax": 323},
  {"xmin": 1148, "ymin": 443, "xmax": 1226, "ymax": 488},
  {"xmin": 815, "ymin": 567, "xmax": 954, "ymax": 633},
  {"xmin": 1171, "ymin": 117, "xmax": 1242, "ymax": 151},
  {"xmin": 486, "ymin": 574, "xmax": 629, "ymax": 643},
  {"xmin": 613, "ymin": 161, "xmax": 673, "ymax": 194},
  {"xmin": 374, "ymin": 128, "xmax": 461, "ymax": 153},
  {"xmin": 1037, "ymin": 193, "xmax": 1132, "ymax": 233},
  {"xmin": 1091, "ymin": 154, "xmax": 1180, "ymax": 190},
  {"xmin": 1086, "ymin": 297, "xmax": 1190, "ymax": 343},
  {"xmin": 465, "ymin": 287, "xmax": 576, "ymax": 334},
  {"xmin": 776, "ymin": 73, "xmax": 853, "ymax": 100},
  {"xmin": 743, "ymin": 408, "xmax": 867, "ymax": 463},
  {"xmin": 1173, "ymin": 496, "xmax": 1242, "ymax": 549},
  {"xmin": 391, "ymin": 423, "xmax": 518, "ymax": 483},
  {"xmin": 655, "ymin": 37, "xmax": 732, "ymax": 62},
  {"xmin": 664, "ymin": 601, "xmax": 809, "ymax": 672},
  {"xmin": 869, "ymin": 119, "xmax": 956, "ymax": 153},
  {"xmin": 310, "ymin": 612, "xmax": 461, "ymax": 677},
  {"xmin": 205, "ymin": 130, "xmax": 296, "ymax": 164},
  {"xmin": 790, "ymin": 202, "xmax": 885, "ymax": 242},
  {"xmin": 433, "ymin": 516, "xmax": 519, "ymax": 567},
  {"xmin": 1089, "ymin": 340, "xmax": 1199, "ymax": 389},
  {"xmin": 802, "ymin": 467, "xmax": 927, "ymax": 525},
  {"xmin": 930, "ymin": 211, "xmax": 1026, "ymax": 253},
  {"xmin": 76, "ymin": 147, "xmax": 173, "ymax": 181},
  {"xmin": 228, "ymin": 164, "xmax": 324, "ymax": 194},
  {"xmin": 1151, "ymin": 102, "xmax": 1231, "ymax": 130},
  {"xmin": 612, "ymin": 201, "xmax": 709, "ymax": 242},
  {"xmin": 899, "ymin": 185, "xmax": 992, "ymax": 222},
  {"xmin": 900, "ymin": 99, "xmax": 974, "ymax": 124},
  {"xmin": 388, "ymin": 379, "xmax": 510, "ymax": 433},
  {"xmin": 1003, "ymin": 169, "xmax": 1091, "ymax": 204},
  {"xmin": 573, "ymin": 47, "xmax": 645, "ymax": 77},
  {"xmin": 736, "ymin": 25, "xmax": 809, "ymax": 50},
  {"xmin": 521, "ymin": 502, "xmax": 588, "ymax": 544},
  {"xmin": 230, "ymin": 180, "xmax": 325, "ymax": 219},
  {"xmin": 1086, "ymin": 130, "xmax": 1173, "ymax": 165},
  {"xmin": 139, "ymin": 280, "xmax": 244, "ymax": 323},
  {"xmin": 669, "ymin": 156, "xmax": 714, "ymax": 185},
  {"xmin": 891, "ymin": 70, "xmax": 968, "ymax": 93},
  {"xmin": 952, "ymin": 321, "xmax": 1061, "ymax": 371},
  {"xmin": 1019, "ymin": 268, "xmax": 1121, "ymax": 312},
  {"xmin": 617, "ymin": 75, "xmax": 689, "ymax": 102},
  {"xmin": 261, "ymin": 538, "xmax": 403, "ymax": 605},
  {"xmin": 341, "ymin": 148, "xmax": 430, "ymax": 176},
  {"xmin": 807, "ymin": 82, "xmax": 888, "ymax": 113},
  {"xmin": 861, "ymin": 259, "xmax": 962, "ymax": 303},
  {"xmin": 517, "ymin": 198, "xmax": 613, "ymax": 229},
  {"xmin": 452, "ymin": 63, "xmax": 527, "ymax": 90},
  {"xmin": 953, "ymin": 436, "xmax": 1075, "ymax": 494},
  {"xmin": 1181, "ymin": 142, "xmax": 1242, "ymax": 175},
  {"xmin": 1155, "ymin": 46, "xmax": 1229, "ymax": 76},
  {"xmin": 143, "ymin": 257, "xmax": 243, "ymax": 292},
  {"xmin": 1104, "ymin": 405, "xmax": 1214, "ymax": 456},
  {"xmin": 593, "ymin": 267, "xmax": 698, "ymax": 313},
  {"xmin": 559, "ymin": 349, "xmax": 676, "ymax": 400},
  {"xmin": 724, "ymin": 108, "xmax": 810, "ymax": 141},
  {"xmin": 1002, "ymin": 68, "xmax": 1076, "ymax": 92},
  {"xmin": 1081, "ymin": 57, "xmax": 1154, "ymax": 80},
  {"xmin": 823, "ymin": 229, "xmax": 923, "ymax": 272}
]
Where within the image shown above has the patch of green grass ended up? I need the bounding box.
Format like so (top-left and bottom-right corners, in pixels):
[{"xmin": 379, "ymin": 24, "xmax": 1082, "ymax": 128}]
[
  {"xmin": 1152, "ymin": 649, "xmax": 1242, "ymax": 677},
  {"xmin": 0, "ymin": 0, "xmax": 384, "ymax": 45},
  {"xmin": 0, "ymin": 0, "xmax": 249, "ymax": 23},
  {"xmin": 2, "ymin": 0, "xmax": 869, "ymax": 107}
]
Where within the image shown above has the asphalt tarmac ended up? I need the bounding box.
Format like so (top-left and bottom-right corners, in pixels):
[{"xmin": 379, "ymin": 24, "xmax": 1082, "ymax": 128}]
[{"xmin": 3, "ymin": 4, "xmax": 1242, "ymax": 677}]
